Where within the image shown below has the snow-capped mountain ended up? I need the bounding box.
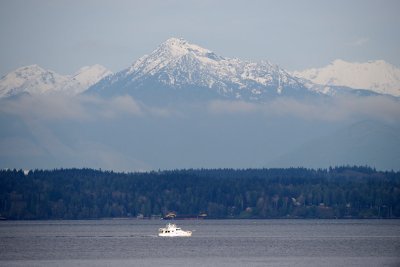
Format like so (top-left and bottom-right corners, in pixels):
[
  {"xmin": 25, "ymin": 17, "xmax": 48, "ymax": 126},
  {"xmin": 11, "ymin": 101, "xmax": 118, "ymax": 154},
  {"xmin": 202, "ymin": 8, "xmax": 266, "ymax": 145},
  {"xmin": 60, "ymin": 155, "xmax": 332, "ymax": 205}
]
[
  {"xmin": 0, "ymin": 65, "xmax": 70, "ymax": 97},
  {"xmin": 87, "ymin": 38, "xmax": 311, "ymax": 101},
  {"xmin": 71, "ymin": 64, "xmax": 112, "ymax": 94},
  {"xmin": 293, "ymin": 59, "xmax": 400, "ymax": 97},
  {"xmin": 0, "ymin": 64, "xmax": 112, "ymax": 98},
  {"xmin": 3, "ymin": 39, "xmax": 398, "ymax": 101}
]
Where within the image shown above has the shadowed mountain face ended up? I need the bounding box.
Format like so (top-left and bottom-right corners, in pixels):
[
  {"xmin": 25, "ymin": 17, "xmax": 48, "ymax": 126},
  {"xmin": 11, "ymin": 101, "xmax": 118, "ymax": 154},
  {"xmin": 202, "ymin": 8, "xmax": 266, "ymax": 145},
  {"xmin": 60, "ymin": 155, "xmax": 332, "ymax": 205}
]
[{"xmin": 271, "ymin": 120, "xmax": 400, "ymax": 170}]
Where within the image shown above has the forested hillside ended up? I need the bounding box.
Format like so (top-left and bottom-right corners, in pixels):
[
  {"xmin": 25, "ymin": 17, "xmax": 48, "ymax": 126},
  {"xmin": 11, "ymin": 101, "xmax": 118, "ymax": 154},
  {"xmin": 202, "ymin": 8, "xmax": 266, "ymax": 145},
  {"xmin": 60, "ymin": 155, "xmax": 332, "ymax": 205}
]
[{"xmin": 0, "ymin": 167, "xmax": 399, "ymax": 220}]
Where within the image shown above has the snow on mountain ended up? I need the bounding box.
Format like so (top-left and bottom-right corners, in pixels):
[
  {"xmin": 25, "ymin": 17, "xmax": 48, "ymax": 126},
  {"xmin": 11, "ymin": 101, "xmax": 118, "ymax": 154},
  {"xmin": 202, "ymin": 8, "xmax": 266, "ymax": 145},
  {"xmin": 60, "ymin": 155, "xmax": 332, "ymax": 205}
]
[
  {"xmin": 88, "ymin": 38, "xmax": 310, "ymax": 101},
  {"xmin": 293, "ymin": 59, "xmax": 400, "ymax": 97},
  {"xmin": 0, "ymin": 64, "xmax": 112, "ymax": 98},
  {"xmin": 0, "ymin": 65, "xmax": 70, "ymax": 97},
  {"xmin": 72, "ymin": 64, "xmax": 112, "ymax": 93},
  {"xmin": 4, "ymin": 40, "xmax": 398, "ymax": 101}
]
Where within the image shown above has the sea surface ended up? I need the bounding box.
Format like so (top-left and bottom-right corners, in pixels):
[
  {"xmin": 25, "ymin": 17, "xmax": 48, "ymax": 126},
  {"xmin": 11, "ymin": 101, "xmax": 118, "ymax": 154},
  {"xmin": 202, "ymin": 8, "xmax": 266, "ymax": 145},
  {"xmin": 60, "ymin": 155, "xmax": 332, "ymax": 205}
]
[{"xmin": 0, "ymin": 219, "xmax": 399, "ymax": 266}]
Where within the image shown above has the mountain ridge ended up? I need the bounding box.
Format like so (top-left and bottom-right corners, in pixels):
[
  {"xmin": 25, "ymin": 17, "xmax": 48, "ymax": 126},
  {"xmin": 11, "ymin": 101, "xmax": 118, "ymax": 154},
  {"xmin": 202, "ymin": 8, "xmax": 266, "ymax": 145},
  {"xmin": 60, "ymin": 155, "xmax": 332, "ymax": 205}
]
[{"xmin": 1, "ymin": 38, "xmax": 400, "ymax": 99}]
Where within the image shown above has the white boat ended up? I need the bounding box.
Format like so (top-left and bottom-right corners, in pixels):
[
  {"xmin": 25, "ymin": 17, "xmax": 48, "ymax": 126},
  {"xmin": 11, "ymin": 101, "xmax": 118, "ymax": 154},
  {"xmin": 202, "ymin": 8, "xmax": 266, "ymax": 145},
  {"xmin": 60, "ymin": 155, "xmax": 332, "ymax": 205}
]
[{"xmin": 158, "ymin": 223, "xmax": 192, "ymax": 237}]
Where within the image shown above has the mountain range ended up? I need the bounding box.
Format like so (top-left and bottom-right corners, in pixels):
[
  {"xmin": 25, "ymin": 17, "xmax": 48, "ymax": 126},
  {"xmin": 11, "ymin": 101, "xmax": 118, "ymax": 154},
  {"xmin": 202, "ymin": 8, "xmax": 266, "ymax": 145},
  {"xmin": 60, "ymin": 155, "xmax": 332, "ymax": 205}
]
[
  {"xmin": 1, "ymin": 37, "xmax": 399, "ymax": 100},
  {"xmin": 1, "ymin": 38, "xmax": 399, "ymax": 171},
  {"xmin": 0, "ymin": 64, "xmax": 111, "ymax": 98}
]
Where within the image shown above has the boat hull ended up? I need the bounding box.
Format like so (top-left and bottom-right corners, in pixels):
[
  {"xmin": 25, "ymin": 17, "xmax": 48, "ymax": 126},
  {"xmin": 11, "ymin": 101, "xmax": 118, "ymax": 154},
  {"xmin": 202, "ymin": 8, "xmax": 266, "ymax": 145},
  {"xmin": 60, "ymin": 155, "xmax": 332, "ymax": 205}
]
[{"xmin": 158, "ymin": 231, "xmax": 192, "ymax": 237}]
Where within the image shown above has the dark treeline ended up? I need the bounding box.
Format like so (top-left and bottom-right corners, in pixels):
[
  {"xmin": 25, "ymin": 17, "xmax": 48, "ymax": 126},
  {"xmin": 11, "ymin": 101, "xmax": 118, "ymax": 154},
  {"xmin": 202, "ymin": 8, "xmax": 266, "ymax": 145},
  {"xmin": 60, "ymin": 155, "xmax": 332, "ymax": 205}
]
[{"xmin": 0, "ymin": 166, "xmax": 399, "ymax": 220}]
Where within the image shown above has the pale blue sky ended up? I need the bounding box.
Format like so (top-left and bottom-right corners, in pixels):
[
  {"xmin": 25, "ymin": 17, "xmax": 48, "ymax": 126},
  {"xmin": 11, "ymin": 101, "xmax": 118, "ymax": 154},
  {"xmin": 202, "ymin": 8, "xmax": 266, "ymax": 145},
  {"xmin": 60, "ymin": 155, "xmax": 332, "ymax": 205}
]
[{"xmin": 0, "ymin": 0, "xmax": 399, "ymax": 76}]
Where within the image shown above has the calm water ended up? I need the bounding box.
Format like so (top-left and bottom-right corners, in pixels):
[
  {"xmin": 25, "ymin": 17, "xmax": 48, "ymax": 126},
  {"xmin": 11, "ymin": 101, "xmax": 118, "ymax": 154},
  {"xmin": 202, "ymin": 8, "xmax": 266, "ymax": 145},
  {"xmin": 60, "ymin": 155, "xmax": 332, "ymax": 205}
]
[{"xmin": 0, "ymin": 219, "xmax": 399, "ymax": 266}]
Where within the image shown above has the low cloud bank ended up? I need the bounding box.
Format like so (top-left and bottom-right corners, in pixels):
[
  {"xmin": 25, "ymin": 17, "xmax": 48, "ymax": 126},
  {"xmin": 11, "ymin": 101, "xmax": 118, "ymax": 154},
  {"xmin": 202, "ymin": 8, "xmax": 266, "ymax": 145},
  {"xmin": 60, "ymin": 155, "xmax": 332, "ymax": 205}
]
[
  {"xmin": 1, "ymin": 93, "xmax": 399, "ymax": 123},
  {"xmin": 1, "ymin": 93, "xmax": 399, "ymax": 171}
]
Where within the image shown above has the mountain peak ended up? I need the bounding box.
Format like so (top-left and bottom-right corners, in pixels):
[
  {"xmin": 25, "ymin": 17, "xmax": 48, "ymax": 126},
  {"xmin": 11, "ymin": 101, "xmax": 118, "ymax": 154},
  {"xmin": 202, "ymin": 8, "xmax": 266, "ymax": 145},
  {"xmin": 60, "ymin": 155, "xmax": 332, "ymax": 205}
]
[
  {"xmin": 0, "ymin": 64, "xmax": 69, "ymax": 97},
  {"xmin": 0, "ymin": 64, "xmax": 112, "ymax": 98},
  {"xmin": 331, "ymin": 59, "xmax": 347, "ymax": 66},
  {"xmin": 127, "ymin": 38, "xmax": 225, "ymax": 78},
  {"xmin": 294, "ymin": 59, "xmax": 400, "ymax": 96},
  {"xmin": 14, "ymin": 64, "xmax": 47, "ymax": 75},
  {"xmin": 71, "ymin": 64, "xmax": 112, "ymax": 93},
  {"xmin": 163, "ymin": 37, "xmax": 188, "ymax": 47},
  {"xmin": 91, "ymin": 37, "xmax": 307, "ymax": 100},
  {"xmin": 157, "ymin": 37, "xmax": 215, "ymax": 59}
]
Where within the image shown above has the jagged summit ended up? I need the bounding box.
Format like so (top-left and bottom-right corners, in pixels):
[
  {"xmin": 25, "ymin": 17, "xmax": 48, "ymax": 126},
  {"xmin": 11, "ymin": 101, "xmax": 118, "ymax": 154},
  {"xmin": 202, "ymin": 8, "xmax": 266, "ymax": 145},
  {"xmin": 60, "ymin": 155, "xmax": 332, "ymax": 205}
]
[
  {"xmin": 14, "ymin": 64, "xmax": 46, "ymax": 74},
  {"xmin": 127, "ymin": 37, "xmax": 224, "ymax": 77},
  {"xmin": 90, "ymin": 37, "xmax": 308, "ymax": 101},
  {"xmin": 159, "ymin": 37, "xmax": 217, "ymax": 58},
  {"xmin": 148, "ymin": 37, "xmax": 225, "ymax": 64}
]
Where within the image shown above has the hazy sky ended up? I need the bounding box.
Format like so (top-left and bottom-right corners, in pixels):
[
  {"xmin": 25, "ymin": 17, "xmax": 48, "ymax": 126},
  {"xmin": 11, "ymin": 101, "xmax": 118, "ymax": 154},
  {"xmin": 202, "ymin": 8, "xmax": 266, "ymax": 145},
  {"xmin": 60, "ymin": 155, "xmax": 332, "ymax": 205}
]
[{"xmin": 0, "ymin": 0, "xmax": 399, "ymax": 76}]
